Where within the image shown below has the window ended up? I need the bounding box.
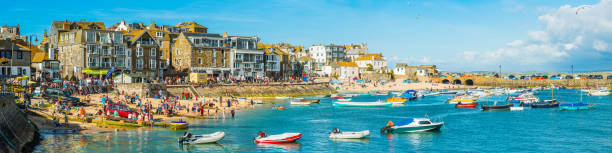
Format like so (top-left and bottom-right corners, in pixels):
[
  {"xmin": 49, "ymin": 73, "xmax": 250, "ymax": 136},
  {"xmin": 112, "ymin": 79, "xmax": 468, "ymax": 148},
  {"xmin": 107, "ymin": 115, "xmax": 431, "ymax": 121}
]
[
  {"xmin": 16, "ymin": 51, "xmax": 22, "ymax": 59},
  {"xmin": 113, "ymin": 33, "xmax": 122, "ymax": 43},
  {"xmin": 137, "ymin": 48, "xmax": 143, "ymax": 57},
  {"xmin": 115, "ymin": 46, "xmax": 124, "ymax": 55},
  {"xmin": 234, "ymin": 63, "xmax": 240, "ymax": 69},
  {"xmin": 87, "ymin": 44, "xmax": 97, "ymax": 54},
  {"xmin": 255, "ymin": 55, "xmax": 263, "ymax": 60},
  {"xmin": 116, "ymin": 58, "xmax": 125, "ymax": 68},
  {"xmin": 235, "ymin": 54, "xmax": 243, "ymax": 60},
  {"xmin": 136, "ymin": 59, "xmax": 143, "ymax": 69},
  {"xmin": 156, "ymin": 32, "xmax": 162, "ymax": 37},
  {"xmin": 1, "ymin": 51, "xmax": 11, "ymax": 59},
  {"xmin": 86, "ymin": 31, "xmax": 96, "ymax": 42},
  {"xmin": 198, "ymin": 49, "xmax": 202, "ymax": 54},
  {"xmin": 102, "ymin": 58, "xmax": 110, "ymax": 67},
  {"xmin": 150, "ymin": 59, "xmax": 156, "ymax": 69},
  {"xmin": 126, "ymin": 58, "xmax": 131, "ymax": 67},
  {"xmin": 244, "ymin": 64, "xmax": 251, "ymax": 68},
  {"xmin": 198, "ymin": 58, "xmax": 202, "ymax": 65},
  {"xmin": 151, "ymin": 48, "xmax": 156, "ymax": 56},
  {"xmin": 211, "ymin": 49, "xmax": 216, "ymax": 67},
  {"xmin": 101, "ymin": 46, "xmax": 109, "ymax": 55},
  {"xmin": 88, "ymin": 57, "xmax": 98, "ymax": 67}
]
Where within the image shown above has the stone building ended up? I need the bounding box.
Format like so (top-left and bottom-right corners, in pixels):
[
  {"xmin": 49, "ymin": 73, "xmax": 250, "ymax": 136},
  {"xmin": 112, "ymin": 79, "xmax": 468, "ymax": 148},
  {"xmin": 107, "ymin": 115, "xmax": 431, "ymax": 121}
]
[
  {"xmin": 124, "ymin": 30, "xmax": 162, "ymax": 82},
  {"xmin": 55, "ymin": 27, "xmax": 127, "ymax": 79},
  {"xmin": 0, "ymin": 39, "xmax": 31, "ymax": 77},
  {"xmin": 331, "ymin": 61, "xmax": 359, "ymax": 80},
  {"xmin": 355, "ymin": 53, "xmax": 387, "ymax": 73},
  {"xmin": 172, "ymin": 32, "xmax": 231, "ymax": 79},
  {"xmin": 48, "ymin": 20, "xmax": 106, "ymax": 61}
]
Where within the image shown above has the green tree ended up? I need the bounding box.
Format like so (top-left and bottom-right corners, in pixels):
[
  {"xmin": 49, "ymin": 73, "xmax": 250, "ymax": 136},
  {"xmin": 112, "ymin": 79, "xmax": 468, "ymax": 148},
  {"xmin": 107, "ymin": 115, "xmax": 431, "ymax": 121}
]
[{"xmin": 366, "ymin": 64, "xmax": 374, "ymax": 71}]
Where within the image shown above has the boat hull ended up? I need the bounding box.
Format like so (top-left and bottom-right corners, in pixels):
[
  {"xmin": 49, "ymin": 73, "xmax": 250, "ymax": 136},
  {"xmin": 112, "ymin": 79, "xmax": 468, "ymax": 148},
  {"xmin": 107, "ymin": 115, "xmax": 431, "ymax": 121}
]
[
  {"xmin": 255, "ymin": 133, "xmax": 302, "ymax": 143},
  {"xmin": 169, "ymin": 122, "xmax": 189, "ymax": 130},
  {"xmin": 299, "ymin": 99, "xmax": 320, "ymax": 103},
  {"xmin": 455, "ymin": 103, "xmax": 478, "ymax": 108},
  {"xmin": 390, "ymin": 123, "xmax": 443, "ymax": 133},
  {"xmin": 180, "ymin": 132, "xmax": 225, "ymax": 144},
  {"xmin": 530, "ymin": 102, "xmax": 560, "ymax": 108},
  {"xmin": 332, "ymin": 102, "xmax": 392, "ymax": 107},
  {"xmin": 560, "ymin": 103, "xmax": 592, "ymax": 110},
  {"xmin": 329, "ymin": 130, "xmax": 370, "ymax": 139},
  {"xmin": 481, "ymin": 104, "xmax": 513, "ymax": 111}
]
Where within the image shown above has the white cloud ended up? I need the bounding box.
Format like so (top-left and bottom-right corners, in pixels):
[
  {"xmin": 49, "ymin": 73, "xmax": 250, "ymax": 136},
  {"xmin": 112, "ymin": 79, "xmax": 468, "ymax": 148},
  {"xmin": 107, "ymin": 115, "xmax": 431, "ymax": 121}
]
[
  {"xmin": 593, "ymin": 40, "xmax": 609, "ymax": 51},
  {"xmin": 454, "ymin": 0, "xmax": 612, "ymax": 71}
]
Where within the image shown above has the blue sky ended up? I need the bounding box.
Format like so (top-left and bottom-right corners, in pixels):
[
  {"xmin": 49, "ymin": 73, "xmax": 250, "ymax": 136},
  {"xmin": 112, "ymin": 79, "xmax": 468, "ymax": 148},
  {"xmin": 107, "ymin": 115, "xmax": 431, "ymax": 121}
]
[{"xmin": 2, "ymin": 0, "xmax": 609, "ymax": 72}]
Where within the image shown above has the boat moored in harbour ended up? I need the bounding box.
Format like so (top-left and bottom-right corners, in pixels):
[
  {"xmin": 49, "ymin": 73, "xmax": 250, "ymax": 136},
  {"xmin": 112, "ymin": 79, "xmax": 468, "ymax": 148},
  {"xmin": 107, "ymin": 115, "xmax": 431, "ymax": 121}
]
[
  {"xmin": 254, "ymin": 132, "xmax": 302, "ymax": 143},
  {"xmin": 381, "ymin": 118, "xmax": 444, "ymax": 133},
  {"xmin": 332, "ymin": 102, "xmax": 393, "ymax": 107}
]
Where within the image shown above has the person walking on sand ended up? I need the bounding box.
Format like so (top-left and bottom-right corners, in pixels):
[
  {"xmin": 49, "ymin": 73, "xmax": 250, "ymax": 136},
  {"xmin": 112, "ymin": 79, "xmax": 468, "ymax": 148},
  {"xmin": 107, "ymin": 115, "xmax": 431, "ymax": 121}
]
[{"xmin": 231, "ymin": 109, "xmax": 235, "ymax": 119}]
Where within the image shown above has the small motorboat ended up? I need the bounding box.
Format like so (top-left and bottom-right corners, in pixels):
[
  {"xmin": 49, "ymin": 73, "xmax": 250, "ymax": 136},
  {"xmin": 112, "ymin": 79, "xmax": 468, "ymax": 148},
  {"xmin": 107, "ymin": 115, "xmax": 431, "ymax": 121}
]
[
  {"xmin": 337, "ymin": 98, "xmax": 352, "ymax": 102},
  {"xmin": 510, "ymin": 106, "xmax": 524, "ymax": 111},
  {"xmin": 381, "ymin": 118, "xmax": 443, "ymax": 133},
  {"xmin": 530, "ymin": 100, "xmax": 560, "ymax": 108},
  {"xmin": 400, "ymin": 90, "xmax": 417, "ymax": 100},
  {"xmin": 329, "ymin": 128, "xmax": 370, "ymax": 139},
  {"xmin": 447, "ymin": 95, "xmax": 478, "ymax": 104},
  {"xmin": 254, "ymin": 132, "xmax": 302, "ymax": 143},
  {"xmin": 330, "ymin": 96, "xmax": 346, "ymax": 99},
  {"xmin": 179, "ymin": 131, "xmax": 225, "ymax": 144},
  {"xmin": 455, "ymin": 102, "xmax": 478, "ymax": 108},
  {"xmin": 588, "ymin": 90, "xmax": 610, "ymax": 96},
  {"xmin": 290, "ymin": 101, "xmax": 311, "ymax": 105},
  {"xmin": 169, "ymin": 120, "xmax": 189, "ymax": 130},
  {"xmin": 276, "ymin": 97, "xmax": 290, "ymax": 99},
  {"xmin": 439, "ymin": 91, "xmax": 458, "ymax": 94},
  {"xmin": 300, "ymin": 99, "xmax": 320, "ymax": 103},
  {"xmin": 332, "ymin": 102, "xmax": 392, "ymax": 107}
]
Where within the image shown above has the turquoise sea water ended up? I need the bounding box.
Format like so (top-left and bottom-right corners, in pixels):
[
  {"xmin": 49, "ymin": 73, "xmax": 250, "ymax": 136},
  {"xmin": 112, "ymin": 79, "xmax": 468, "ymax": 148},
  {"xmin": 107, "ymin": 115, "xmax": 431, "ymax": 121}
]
[{"xmin": 34, "ymin": 89, "xmax": 612, "ymax": 152}]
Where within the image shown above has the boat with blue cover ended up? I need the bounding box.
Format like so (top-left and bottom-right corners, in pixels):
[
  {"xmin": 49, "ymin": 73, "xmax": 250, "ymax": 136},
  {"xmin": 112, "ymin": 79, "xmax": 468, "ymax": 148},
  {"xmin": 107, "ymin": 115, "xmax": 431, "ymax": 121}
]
[
  {"xmin": 381, "ymin": 118, "xmax": 444, "ymax": 133},
  {"xmin": 401, "ymin": 90, "xmax": 417, "ymax": 100}
]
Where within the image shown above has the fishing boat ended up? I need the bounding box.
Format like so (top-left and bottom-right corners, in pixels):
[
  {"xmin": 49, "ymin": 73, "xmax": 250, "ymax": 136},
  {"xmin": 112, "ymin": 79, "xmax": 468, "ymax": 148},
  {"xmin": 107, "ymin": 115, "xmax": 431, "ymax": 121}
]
[
  {"xmin": 446, "ymin": 95, "xmax": 477, "ymax": 104},
  {"xmin": 560, "ymin": 87, "xmax": 593, "ymax": 110},
  {"xmin": 401, "ymin": 90, "xmax": 417, "ymax": 100},
  {"xmin": 455, "ymin": 102, "xmax": 478, "ymax": 108},
  {"xmin": 169, "ymin": 120, "xmax": 189, "ymax": 130},
  {"xmin": 337, "ymin": 98, "xmax": 352, "ymax": 102},
  {"xmin": 588, "ymin": 90, "xmax": 610, "ymax": 96},
  {"xmin": 254, "ymin": 132, "xmax": 302, "ymax": 143},
  {"xmin": 299, "ymin": 99, "xmax": 320, "ymax": 103},
  {"xmin": 332, "ymin": 102, "xmax": 392, "ymax": 107},
  {"xmin": 481, "ymin": 103, "xmax": 513, "ymax": 111},
  {"xmin": 179, "ymin": 131, "xmax": 225, "ymax": 144},
  {"xmin": 329, "ymin": 129, "xmax": 370, "ymax": 139},
  {"xmin": 381, "ymin": 118, "xmax": 444, "ymax": 133},
  {"xmin": 290, "ymin": 101, "xmax": 311, "ymax": 105},
  {"xmin": 531, "ymin": 86, "xmax": 560, "ymax": 108}
]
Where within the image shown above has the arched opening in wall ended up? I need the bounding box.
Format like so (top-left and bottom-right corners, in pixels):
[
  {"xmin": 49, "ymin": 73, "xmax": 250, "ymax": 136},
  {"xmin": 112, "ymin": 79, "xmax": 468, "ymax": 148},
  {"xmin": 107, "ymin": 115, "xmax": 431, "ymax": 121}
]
[
  {"xmin": 465, "ymin": 79, "xmax": 474, "ymax": 86},
  {"xmin": 442, "ymin": 79, "xmax": 449, "ymax": 84},
  {"xmin": 453, "ymin": 79, "xmax": 462, "ymax": 85}
]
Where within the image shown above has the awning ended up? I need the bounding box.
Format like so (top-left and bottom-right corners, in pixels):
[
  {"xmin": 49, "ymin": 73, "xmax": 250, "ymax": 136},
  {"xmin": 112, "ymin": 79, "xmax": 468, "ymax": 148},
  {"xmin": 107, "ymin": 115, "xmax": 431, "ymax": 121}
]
[{"xmin": 82, "ymin": 69, "xmax": 109, "ymax": 75}]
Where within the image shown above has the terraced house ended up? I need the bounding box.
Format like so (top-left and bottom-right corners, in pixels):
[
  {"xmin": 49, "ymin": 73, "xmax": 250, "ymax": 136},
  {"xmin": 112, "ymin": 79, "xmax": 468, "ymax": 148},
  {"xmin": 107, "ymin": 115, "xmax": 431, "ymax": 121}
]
[
  {"xmin": 225, "ymin": 33, "xmax": 264, "ymax": 80},
  {"xmin": 124, "ymin": 30, "xmax": 162, "ymax": 82},
  {"xmin": 53, "ymin": 20, "xmax": 130, "ymax": 79},
  {"xmin": 172, "ymin": 32, "xmax": 230, "ymax": 80},
  {"xmin": 0, "ymin": 39, "xmax": 31, "ymax": 77}
]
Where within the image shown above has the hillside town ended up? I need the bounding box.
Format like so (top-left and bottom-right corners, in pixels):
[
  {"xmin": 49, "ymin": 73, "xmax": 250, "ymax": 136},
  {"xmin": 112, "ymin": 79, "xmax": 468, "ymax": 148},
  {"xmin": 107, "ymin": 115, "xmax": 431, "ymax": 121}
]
[{"xmin": 1, "ymin": 20, "xmax": 443, "ymax": 85}]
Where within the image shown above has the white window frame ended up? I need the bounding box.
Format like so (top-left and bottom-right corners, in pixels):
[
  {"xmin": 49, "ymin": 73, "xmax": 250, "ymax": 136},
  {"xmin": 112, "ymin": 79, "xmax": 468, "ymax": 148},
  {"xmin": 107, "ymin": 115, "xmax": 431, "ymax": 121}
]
[{"xmin": 151, "ymin": 48, "xmax": 156, "ymax": 56}]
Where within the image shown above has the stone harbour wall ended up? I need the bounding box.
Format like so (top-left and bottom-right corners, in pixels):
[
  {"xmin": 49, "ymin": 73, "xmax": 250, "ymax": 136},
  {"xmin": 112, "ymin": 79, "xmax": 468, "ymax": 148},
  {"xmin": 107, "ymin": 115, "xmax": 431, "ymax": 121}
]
[{"xmin": 0, "ymin": 93, "xmax": 40, "ymax": 153}]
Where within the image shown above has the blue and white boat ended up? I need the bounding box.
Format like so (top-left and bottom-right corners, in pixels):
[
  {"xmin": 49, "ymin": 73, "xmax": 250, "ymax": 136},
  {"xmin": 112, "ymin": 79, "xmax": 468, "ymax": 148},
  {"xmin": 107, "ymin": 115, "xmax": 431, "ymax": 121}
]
[
  {"xmin": 383, "ymin": 118, "xmax": 443, "ymax": 133},
  {"xmin": 401, "ymin": 90, "xmax": 417, "ymax": 100}
]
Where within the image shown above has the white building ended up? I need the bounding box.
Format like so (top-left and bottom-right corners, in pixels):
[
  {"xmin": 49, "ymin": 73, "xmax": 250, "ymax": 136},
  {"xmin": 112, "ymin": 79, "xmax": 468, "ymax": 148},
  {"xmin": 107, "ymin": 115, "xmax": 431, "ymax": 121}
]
[
  {"xmin": 393, "ymin": 63, "xmax": 407, "ymax": 75},
  {"xmin": 332, "ymin": 62, "xmax": 359, "ymax": 80},
  {"xmin": 309, "ymin": 44, "xmax": 348, "ymax": 76},
  {"xmin": 226, "ymin": 35, "xmax": 264, "ymax": 80},
  {"xmin": 355, "ymin": 53, "xmax": 387, "ymax": 73}
]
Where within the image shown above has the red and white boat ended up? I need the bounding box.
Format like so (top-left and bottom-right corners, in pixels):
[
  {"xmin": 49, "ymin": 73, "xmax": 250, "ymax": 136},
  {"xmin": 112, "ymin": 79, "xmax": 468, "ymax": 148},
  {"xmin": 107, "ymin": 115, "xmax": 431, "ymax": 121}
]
[
  {"xmin": 254, "ymin": 133, "xmax": 302, "ymax": 143},
  {"xmin": 330, "ymin": 96, "xmax": 346, "ymax": 99},
  {"xmin": 455, "ymin": 102, "xmax": 479, "ymax": 108}
]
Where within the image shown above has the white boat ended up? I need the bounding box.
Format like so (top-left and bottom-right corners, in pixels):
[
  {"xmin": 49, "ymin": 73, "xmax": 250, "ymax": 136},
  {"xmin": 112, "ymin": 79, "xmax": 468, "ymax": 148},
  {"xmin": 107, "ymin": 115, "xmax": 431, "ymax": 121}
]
[
  {"xmin": 333, "ymin": 102, "xmax": 392, "ymax": 107},
  {"xmin": 255, "ymin": 133, "xmax": 302, "ymax": 143},
  {"xmin": 253, "ymin": 100, "xmax": 264, "ymax": 104},
  {"xmin": 329, "ymin": 130, "xmax": 370, "ymax": 139},
  {"xmin": 589, "ymin": 90, "xmax": 610, "ymax": 96},
  {"xmin": 510, "ymin": 106, "xmax": 524, "ymax": 111},
  {"xmin": 383, "ymin": 118, "xmax": 444, "ymax": 133},
  {"xmin": 337, "ymin": 98, "xmax": 352, "ymax": 102},
  {"xmin": 290, "ymin": 101, "xmax": 311, "ymax": 105},
  {"xmin": 276, "ymin": 97, "xmax": 290, "ymax": 99},
  {"xmin": 179, "ymin": 131, "xmax": 225, "ymax": 144}
]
